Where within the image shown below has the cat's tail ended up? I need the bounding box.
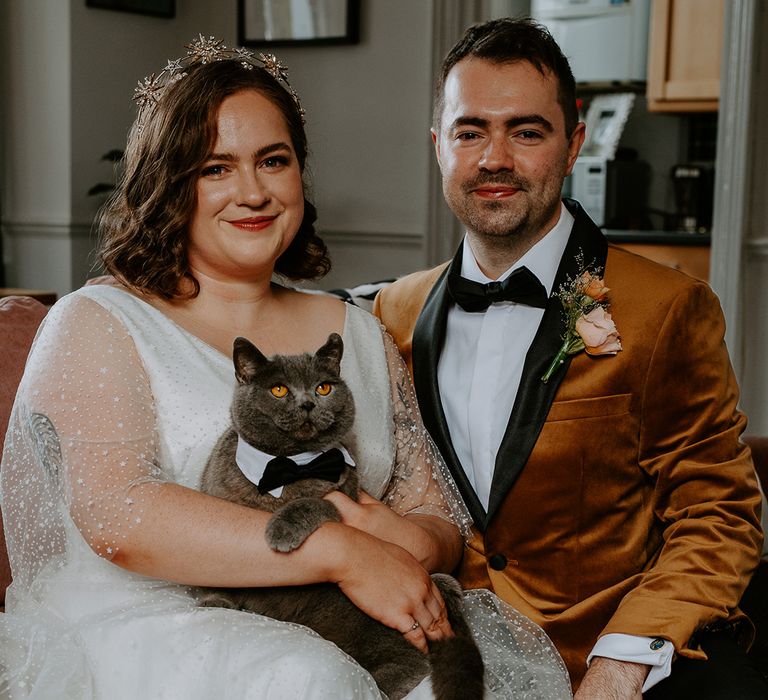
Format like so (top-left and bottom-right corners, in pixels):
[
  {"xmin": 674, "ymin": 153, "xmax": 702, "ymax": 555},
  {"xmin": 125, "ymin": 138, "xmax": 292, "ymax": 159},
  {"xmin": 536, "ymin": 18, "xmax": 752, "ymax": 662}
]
[
  {"xmin": 429, "ymin": 574, "xmax": 485, "ymax": 700},
  {"xmin": 429, "ymin": 636, "xmax": 485, "ymax": 700}
]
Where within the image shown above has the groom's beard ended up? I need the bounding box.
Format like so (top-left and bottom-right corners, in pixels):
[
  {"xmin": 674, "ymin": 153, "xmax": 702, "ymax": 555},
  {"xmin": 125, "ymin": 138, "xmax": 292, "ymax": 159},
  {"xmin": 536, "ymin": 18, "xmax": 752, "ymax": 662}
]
[{"xmin": 444, "ymin": 165, "xmax": 567, "ymax": 244}]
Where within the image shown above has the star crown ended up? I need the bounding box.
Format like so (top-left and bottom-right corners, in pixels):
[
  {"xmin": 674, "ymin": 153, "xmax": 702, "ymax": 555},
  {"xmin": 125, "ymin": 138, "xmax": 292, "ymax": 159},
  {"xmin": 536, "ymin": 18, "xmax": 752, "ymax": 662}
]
[{"xmin": 132, "ymin": 34, "xmax": 305, "ymax": 130}]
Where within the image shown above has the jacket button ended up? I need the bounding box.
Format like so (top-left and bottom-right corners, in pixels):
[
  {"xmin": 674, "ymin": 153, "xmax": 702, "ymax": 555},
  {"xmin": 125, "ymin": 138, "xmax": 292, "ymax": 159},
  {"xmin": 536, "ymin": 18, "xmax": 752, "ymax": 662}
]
[{"xmin": 488, "ymin": 554, "xmax": 507, "ymax": 570}]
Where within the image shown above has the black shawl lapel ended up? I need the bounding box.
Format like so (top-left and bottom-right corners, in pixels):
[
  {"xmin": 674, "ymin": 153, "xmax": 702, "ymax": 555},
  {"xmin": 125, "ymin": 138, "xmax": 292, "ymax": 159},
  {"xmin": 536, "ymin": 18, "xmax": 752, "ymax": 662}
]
[
  {"xmin": 485, "ymin": 200, "xmax": 609, "ymax": 525},
  {"xmin": 412, "ymin": 248, "xmax": 488, "ymax": 526}
]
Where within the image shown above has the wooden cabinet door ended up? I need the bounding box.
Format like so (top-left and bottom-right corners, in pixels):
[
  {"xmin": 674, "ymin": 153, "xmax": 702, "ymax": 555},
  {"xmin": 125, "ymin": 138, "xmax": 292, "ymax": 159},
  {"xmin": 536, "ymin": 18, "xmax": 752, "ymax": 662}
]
[
  {"xmin": 647, "ymin": 0, "xmax": 724, "ymax": 112},
  {"xmin": 615, "ymin": 242, "xmax": 710, "ymax": 281}
]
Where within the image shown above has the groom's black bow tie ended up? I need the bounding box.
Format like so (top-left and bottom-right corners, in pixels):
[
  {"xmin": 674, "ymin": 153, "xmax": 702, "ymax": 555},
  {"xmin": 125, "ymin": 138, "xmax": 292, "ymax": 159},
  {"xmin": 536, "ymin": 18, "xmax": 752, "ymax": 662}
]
[
  {"xmin": 447, "ymin": 266, "xmax": 549, "ymax": 312},
  {"xmin": 257, "ymin": 448, "xmax": 349, "ymax": 495}
]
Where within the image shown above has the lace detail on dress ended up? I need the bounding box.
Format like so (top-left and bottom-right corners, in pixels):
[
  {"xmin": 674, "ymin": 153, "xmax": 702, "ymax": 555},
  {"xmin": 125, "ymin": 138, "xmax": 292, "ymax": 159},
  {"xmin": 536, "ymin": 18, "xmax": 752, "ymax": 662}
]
[{"xmin": 379, "ymin": 329, "xmax": 473, "ymax": 539}]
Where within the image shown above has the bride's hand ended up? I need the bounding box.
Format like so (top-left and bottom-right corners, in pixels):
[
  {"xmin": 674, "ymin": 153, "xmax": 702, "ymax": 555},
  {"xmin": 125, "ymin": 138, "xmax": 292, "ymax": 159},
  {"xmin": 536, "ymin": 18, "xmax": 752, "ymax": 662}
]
[
  {"xmin": 325, "ymin": 490, "xmax": 428, "ymax": 551},
  {"xmin": 328, "ymin": 525, "xmax": 453, "ymax": 653},
  {"xmin": 325, "ymin": 490, "xmax": 461, "ymax": 571}
]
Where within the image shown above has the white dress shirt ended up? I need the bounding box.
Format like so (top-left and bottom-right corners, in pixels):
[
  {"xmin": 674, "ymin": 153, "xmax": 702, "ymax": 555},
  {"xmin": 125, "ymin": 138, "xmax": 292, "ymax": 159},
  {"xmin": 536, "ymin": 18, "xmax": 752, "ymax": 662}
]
[
  {"xmin": 437, "ymin": 203, "xmax": 673, "ymax": 690},
  {"xmin": 438, "ymin": 204, "xmax": 572, "ymax": 510}
]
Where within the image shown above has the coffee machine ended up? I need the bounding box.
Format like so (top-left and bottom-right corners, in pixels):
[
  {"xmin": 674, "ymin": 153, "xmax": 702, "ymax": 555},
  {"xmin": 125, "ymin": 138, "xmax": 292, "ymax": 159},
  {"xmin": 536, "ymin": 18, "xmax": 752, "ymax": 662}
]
[{"xmin": 670, "ymin": 163, "xmax": 715, "ymax": 233}]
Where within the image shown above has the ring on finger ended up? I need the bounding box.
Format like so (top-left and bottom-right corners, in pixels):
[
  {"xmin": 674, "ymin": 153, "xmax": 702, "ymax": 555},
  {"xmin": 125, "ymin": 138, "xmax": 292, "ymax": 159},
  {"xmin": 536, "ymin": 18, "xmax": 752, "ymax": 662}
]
[{"xmin": 408, "ymin": 620, "xmax": 420, "ymax": 632}]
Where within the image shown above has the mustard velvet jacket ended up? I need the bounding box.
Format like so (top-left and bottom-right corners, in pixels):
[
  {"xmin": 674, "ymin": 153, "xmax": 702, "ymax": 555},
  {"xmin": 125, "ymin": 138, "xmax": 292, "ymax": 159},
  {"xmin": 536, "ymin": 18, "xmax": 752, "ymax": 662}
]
[{"xmin": 373, "ymin": 200, "xmax": 762, "ymax": 688}]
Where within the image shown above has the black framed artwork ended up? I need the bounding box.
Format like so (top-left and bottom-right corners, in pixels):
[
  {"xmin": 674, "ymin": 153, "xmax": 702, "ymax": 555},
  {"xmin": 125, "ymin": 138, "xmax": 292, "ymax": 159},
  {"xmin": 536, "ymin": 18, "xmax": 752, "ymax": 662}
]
[
  {"xmin": 238, "ymin": 0, "xmax": 359, "ymax": 47},
  {"xmin": 85, "ymin": 0, "xmax": 175, "ymax": 18}
]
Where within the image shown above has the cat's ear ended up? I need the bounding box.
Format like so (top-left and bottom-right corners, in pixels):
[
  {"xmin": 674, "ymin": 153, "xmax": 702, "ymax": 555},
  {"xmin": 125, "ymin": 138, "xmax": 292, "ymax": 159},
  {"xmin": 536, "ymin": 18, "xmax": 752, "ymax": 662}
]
[
  {"xmin": 316, "ymin": 333, "xmax": 344, "ymax": 368},
  {"xmin": 233, "ymin": 337, "xmax": 268, "ymax": 384}
]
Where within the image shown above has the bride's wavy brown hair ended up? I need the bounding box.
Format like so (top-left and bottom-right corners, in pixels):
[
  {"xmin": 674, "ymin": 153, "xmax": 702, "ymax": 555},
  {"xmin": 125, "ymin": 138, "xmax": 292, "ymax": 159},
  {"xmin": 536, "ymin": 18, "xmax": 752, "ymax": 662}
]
[{"xmin": 97, "ymin": 60, "xmax": 329, "ymax": 299}]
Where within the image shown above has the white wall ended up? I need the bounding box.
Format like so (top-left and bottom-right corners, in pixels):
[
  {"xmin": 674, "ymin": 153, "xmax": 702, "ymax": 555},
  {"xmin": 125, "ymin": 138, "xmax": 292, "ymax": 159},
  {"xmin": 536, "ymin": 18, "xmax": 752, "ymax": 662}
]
[
  {"xmin": 1, "ymin": 1, "xmax": 76, "ymax": 295},
  {"xmin": 2, "ymin": 2, "xmax": 72, "ymax": 225}
]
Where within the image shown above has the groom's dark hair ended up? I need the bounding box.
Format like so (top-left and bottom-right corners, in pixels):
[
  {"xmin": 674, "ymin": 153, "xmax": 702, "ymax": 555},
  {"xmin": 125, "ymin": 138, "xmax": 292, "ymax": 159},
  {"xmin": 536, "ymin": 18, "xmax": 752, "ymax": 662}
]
[{"xmin": 433, "ymin": 17, "xmax": 578, "ymax": 137}]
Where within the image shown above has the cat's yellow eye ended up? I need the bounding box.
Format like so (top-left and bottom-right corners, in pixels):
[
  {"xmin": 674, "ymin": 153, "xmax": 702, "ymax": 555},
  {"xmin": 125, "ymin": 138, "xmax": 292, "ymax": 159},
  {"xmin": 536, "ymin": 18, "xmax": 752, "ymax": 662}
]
[
  {"xmin": 315, "ymin": 382, "xmax": 332, "ymax": 396},
  {"xmin": 270, "ymin": 385, "xmax": 288, "ymax": 398}
]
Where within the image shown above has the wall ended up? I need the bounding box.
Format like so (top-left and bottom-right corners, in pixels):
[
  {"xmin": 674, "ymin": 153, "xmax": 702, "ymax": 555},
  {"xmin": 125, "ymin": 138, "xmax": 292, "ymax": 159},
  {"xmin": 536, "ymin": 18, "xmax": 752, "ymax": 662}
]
[
  {"xmin": 1, "ymin": 0, "xmax": 233, "ymax": 295},
  {"xmin": 1, "ymin": 1, "xmax": 74, "ymax": 294},
  {"xmin": 0, "ymin": 0, "xmax": 435, "ymax": 297},
  {"xmin": 68, "ymin": 2, "xmax": 234, "ymax": 226},
  {"xmin": 276, "ymin": 1, "xmax": 435, "ymax": 289},
  {"xmin": 740, "ymin": 1, "xmax": 768, "ymax": 433}
]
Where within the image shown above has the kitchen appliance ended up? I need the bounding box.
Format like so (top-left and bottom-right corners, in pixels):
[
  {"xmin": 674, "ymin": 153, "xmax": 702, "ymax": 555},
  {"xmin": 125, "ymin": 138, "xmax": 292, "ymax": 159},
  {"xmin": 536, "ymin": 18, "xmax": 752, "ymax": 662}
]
[
  {"xmin": 569, "ymin": 157, "xmax": 608, "ymax": 225},
  {"xmin": 567, "ymin": 92, "xmax": 648, "ymax": 228},
  {"xmin": 569, "ymin": 155, "xmax": 650, "ymax": 228},
  {"xmin": 670, "ymin": 163, "xmax": 715, "ymax": 233},
  {"xmin": 531, "ymin": 0, "xmax": 651, "ymax": 83}
]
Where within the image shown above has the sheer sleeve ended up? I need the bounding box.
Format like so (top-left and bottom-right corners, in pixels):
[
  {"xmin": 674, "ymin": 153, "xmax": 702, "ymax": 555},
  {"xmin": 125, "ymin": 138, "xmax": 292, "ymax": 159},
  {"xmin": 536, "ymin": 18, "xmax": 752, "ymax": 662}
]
[
  {"xmin": 1, "ymin": 293, "xmax": 168, "ymax": 589},
  {"xmin": 379, "ymin": 330, "xmax": 473, "ymax": 539}
]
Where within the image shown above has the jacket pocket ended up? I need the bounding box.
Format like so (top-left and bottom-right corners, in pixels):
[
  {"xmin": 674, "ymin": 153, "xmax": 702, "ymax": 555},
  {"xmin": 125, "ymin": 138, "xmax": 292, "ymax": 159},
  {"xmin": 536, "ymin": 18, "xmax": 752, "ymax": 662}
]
[{"xmin": 546, "ymin": 393, "xmax": 632, "ymax": 422}]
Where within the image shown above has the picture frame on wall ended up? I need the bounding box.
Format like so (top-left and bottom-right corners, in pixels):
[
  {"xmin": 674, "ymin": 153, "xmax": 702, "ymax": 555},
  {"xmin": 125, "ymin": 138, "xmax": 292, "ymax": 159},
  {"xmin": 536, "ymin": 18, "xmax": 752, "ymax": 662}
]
[
  {"xmin": 238, "ymin": 0, "xmax": 360, "ymax": 46},
  {"xmin": 85, "ymin": 0, "xmax": 175, "ymax": 18}
]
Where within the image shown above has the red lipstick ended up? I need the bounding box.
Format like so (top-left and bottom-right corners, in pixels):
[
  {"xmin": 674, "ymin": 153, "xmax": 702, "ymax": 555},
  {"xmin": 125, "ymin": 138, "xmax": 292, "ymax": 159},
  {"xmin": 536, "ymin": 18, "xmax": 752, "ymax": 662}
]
[{"xmin": 228, "ymin": 215, "xmax": 277, "ymax": 231}]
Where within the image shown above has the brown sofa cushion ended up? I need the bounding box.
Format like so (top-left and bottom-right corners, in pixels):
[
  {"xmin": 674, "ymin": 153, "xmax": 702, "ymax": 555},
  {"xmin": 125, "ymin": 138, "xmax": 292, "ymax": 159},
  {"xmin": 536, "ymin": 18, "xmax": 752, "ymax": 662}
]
[{"xmin": 0, "ymin": 296, "xmax": 48, "ymax": 607}]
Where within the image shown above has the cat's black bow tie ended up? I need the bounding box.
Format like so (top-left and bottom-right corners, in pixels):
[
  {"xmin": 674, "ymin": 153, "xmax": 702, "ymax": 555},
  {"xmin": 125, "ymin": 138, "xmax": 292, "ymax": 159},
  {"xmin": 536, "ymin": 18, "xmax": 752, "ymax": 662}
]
[
  {"xmin": 447, "ymin": 266, "xmax": 549, "ymax": 312},
  {"xmin": 257, "ymin": 448, "xmax": 349, "ymax": 495}
]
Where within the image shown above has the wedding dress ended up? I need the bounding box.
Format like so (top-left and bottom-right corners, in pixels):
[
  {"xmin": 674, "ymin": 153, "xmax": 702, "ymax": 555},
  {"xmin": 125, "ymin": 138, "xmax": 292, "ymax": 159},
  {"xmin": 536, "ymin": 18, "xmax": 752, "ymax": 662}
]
[{"xmin": 0, "ymin": 284, "xmax": 571, "ymax": 699}]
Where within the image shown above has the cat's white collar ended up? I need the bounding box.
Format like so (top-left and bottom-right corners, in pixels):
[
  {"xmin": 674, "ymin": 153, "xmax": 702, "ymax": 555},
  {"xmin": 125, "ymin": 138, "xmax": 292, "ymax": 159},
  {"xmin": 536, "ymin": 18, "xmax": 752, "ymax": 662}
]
[{"xmin": 235, "ymin": 437, "xmax": 355, "ymax": 497}]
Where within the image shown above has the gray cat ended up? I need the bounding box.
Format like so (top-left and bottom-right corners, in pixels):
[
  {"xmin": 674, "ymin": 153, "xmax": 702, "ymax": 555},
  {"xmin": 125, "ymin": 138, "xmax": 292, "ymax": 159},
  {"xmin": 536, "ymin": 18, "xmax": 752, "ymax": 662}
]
[{"xmin": 199, "ymin": 333, "xmax": 485, "ymax": 700}]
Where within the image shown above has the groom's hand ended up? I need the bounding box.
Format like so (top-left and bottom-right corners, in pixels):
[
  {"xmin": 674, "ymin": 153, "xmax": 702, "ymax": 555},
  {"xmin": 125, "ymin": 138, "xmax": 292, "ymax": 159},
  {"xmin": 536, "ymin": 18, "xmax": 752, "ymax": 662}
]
[{"xmin": 574, "ymin": 657, "xmax": 648, "ymax": 699}]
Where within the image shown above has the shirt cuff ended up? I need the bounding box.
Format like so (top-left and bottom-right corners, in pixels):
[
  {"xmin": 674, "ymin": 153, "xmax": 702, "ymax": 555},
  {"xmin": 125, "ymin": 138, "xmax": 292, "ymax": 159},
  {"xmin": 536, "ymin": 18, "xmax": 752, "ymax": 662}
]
[{"xmin": 588, "ymin": 633, "xmax": 674, "ymax": 692}]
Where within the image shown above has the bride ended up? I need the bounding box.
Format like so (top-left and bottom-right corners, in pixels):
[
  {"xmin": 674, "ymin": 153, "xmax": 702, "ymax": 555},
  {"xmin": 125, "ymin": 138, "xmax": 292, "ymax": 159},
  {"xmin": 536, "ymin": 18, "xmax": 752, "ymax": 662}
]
[{"xmin": 0, "ymin": 37, "xmax": 570, "ymax": 699}]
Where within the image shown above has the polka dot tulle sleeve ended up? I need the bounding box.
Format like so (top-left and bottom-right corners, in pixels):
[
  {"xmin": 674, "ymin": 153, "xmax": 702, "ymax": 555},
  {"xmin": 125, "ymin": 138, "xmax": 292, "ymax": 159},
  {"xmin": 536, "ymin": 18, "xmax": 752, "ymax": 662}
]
[
  {"xmin": 1, "ymin": 294, "xmax": 169, "ymax": 585},
  {"xmin": 379, "ymin": 330, "xmax": 473, "ymax": 539}
]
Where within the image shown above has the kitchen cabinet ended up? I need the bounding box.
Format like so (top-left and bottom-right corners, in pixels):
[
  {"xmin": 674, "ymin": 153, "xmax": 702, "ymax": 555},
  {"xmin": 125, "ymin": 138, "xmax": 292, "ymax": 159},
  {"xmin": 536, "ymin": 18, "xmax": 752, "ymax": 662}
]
[
  {"xmin": 647, "ymin": 0, "xmax": 724, "ymax": 113},
  {"xmin": 616, "ymin": 242, "xmax": 709, "ymax": 281}
]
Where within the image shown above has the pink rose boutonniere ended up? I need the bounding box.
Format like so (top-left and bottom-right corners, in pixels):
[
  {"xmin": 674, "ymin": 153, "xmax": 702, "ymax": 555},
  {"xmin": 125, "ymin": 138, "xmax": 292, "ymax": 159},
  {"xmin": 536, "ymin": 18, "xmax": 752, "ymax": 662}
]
[{"xmin": 541, "ymin": 264, "xmax": 622, "ymax": 383}]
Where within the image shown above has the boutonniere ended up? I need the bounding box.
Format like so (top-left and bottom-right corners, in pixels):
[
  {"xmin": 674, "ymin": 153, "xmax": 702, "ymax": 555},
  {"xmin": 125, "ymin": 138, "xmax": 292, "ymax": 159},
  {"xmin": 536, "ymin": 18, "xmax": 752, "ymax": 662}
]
[{"xmin": 541, "ymin": 260, "xmax": 621, "ymax": 383}]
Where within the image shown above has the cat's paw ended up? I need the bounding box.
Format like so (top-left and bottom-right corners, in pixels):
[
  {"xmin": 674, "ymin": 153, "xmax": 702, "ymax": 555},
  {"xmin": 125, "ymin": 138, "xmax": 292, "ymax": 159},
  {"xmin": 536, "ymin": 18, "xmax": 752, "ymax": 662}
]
[
  {"xmin": 266, "ymin": 516, "xmax": 309, "ymax": 552},
  {"xmin": 266, "ymin": 498, "xmax": 340, "ymax": 552}
]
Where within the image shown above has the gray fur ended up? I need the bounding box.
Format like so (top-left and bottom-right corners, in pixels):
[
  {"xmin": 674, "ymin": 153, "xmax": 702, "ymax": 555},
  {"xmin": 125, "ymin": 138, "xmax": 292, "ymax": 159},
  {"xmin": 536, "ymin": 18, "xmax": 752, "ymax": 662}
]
[{"xmin": 200, "ymin": 333, "xmax": 484, "ymax": 700}]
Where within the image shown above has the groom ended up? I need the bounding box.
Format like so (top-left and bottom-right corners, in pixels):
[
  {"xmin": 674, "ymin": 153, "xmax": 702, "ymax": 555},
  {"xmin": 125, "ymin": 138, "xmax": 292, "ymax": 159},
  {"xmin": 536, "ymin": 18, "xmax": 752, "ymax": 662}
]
[{"xmin": 374, "ymin": 17, "xmax": 765, "ymax": 698}]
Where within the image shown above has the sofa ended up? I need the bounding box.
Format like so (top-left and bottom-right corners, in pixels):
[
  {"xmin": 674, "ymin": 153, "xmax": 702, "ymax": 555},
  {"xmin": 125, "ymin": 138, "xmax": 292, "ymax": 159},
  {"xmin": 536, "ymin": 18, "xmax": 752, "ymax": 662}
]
[
  {"xmin": 0, "ymin": 292, "xmax": 766, "ymax": 678},
  {"xmin": 0, "ymin": 295, "xmax": 49, "ymax": 605}
]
